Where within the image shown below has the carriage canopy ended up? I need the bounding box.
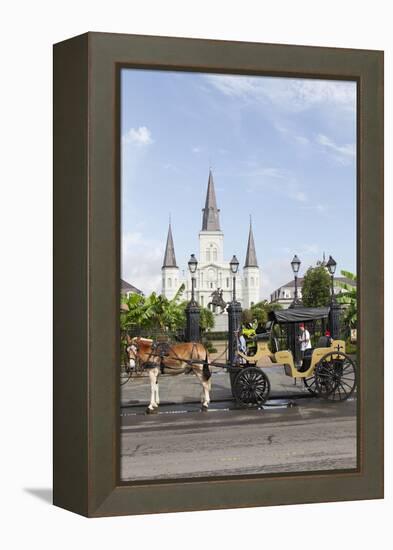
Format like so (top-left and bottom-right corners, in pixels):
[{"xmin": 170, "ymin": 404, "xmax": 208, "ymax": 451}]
[{"xmin": 268, "ymin": 306, "xmax": 330, "ymax": 324}]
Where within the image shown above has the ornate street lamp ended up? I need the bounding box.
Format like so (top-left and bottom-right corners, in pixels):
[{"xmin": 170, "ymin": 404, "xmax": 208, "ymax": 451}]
[
  {"xmin": 185, "ymin": 254, "xmax": 200, "ymax": 342},
  {"xmin": 188, "ymin": 253, "xmax": 198, "ymax": 304},
  {"xmin": 288, "ymin": 254, "xmax": 302, "ymax": 366},
  {"xmin": 326, "ymin": 255, "xmax": 337, "ymax": 299},
  {"xmin": 290, "ymin": 254, "xmax": 301, "ymax": 304},
  {"xmin": 326, "ymin": 255, "xmax": 340, "ymax": 339},
  {"xmin": 227, "ymin": 254, "xmax": 242, "ymax": 366},
  {"xmin": 229, "ymin": 254, "xmax": 240, "ymax": 302}
]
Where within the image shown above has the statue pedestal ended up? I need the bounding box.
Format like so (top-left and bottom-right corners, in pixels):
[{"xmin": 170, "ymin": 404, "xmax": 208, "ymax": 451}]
[{"xmin": 212, "ymin": 313, "xmax": 228, "ymax": 333}]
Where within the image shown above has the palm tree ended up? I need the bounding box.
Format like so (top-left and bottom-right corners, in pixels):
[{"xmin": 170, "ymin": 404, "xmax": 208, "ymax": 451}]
[
  {"xmin": 120, "ymin": 284, "xmax": 187, "ymax": 334},
  {"xmin": 121, "ymin": 284, "xmax": 215, "ymax": 337}
]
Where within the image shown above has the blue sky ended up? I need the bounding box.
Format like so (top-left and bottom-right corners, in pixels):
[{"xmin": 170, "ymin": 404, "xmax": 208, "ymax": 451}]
[{"xmin": 121, "ymin": 69, "xmax": 356, "ymax": 299}]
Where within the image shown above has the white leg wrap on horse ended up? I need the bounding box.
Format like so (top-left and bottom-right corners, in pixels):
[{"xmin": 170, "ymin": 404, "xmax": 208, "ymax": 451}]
[
  {"xmin": 148, "ymin": 369, "xmax": 159, "ymax": 409},
  {"xmin": 202, "ymin": 380, "xmax": 210, "ymax": 407},
  {"xmin": 195, "ymin": 370, "xmax": 211, "ymax": 408}
]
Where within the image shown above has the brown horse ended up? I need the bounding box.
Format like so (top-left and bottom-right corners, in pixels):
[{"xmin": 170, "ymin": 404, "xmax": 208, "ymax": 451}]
[{"xmin": 126, "ymin": 337, "xmax": 212, "ymax": 413}]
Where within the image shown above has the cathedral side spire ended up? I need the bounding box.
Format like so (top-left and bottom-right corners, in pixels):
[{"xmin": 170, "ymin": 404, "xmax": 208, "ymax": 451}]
[
  {"xmin": 201, "ymin": 170, "xmax": 221, "ymax": 231},
  {"xmin": 162, "ymin": 222, "xmax": 177, "ymax": 268},
  {"xmin": 244, "ymin": 218, "xmax": 258, "ymax": 268}
]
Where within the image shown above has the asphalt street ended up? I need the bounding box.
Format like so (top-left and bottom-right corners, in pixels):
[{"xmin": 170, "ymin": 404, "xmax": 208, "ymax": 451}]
[
  {"xmin": 121, "ymin": 365, "xmax": 309, "ymax": 408},
  {"xmin": 120, "ymin": 369, "xmax": 357, "ymax": 482}
]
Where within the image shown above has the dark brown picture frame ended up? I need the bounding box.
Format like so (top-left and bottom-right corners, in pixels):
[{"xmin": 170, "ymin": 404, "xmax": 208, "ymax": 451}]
[{"xmin": 53, "ymin": 32, "xmax": 384, "ymax": 517}]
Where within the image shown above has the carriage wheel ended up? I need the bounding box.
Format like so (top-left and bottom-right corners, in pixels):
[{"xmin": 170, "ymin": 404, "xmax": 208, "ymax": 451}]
[
  {"xmin": 314, "ymin": 352, "xmax": 357, "ymax": 401},
  {"xmin": 233, "ymin": 367, "xmax": 270, "ymax": 408},
  {"xmin": 303, "ymin": 374, "xmax": 318, "ymax": 396},
  {"xmin": 120, "ymin": 365, "xmax": 132, "ymax": 386}
]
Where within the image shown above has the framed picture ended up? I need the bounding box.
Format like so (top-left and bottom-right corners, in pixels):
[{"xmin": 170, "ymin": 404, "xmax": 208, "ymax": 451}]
[{"xmin": 53, "ymin": 32, "xmax": 383, "ymax": 517}]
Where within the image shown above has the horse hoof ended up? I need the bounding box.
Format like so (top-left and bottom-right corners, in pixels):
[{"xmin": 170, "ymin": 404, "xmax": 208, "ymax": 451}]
[
  {"xmin": 201, "ymin": 405, "xmax": 209, "ymax": 413},
  {"xmin": 146, "ymin": 407, "xmax": 158, "ymax": 415}
]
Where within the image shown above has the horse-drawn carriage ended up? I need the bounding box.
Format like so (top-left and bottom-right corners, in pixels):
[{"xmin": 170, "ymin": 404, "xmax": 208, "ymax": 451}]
[
  {"xmin": 123, "ymin": 306, "xmax": 357, "ymax": 412},
  {"xmin": 230, "ymin": 306, "xmax": 357, "ymax": 407}
]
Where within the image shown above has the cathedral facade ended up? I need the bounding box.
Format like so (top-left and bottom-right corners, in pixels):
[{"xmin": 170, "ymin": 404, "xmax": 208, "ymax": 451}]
[{"xmin": 161, "ymin": 171, "xmax": 260, "ymax": 310}]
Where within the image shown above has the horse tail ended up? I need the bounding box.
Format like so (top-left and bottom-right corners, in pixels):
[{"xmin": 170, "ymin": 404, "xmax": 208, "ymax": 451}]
[{"xmin": 202, "ymin": 352, "xmax": 211, "ymax": 381}]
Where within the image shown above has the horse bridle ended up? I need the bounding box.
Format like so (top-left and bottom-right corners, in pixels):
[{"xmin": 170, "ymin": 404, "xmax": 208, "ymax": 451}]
[
  {"xmin": 126, "ymin": 338, "xmax": 141, "ymax": 368},
  {"xmin": 127, "ymin": 338, "xmax": 159, "ymax": 369}
]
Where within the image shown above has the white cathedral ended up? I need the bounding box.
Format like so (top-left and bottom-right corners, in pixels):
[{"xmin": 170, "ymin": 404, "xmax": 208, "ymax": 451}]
[{"xmin": 161, "ymin": 170, "xmax": 261, "ymax": 310}]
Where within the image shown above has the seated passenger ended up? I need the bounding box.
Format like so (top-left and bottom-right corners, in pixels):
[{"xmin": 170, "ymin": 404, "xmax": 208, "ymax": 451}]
[{"xmin": 324, "ymin": 329, "xmax": 333, "ymax": 346}]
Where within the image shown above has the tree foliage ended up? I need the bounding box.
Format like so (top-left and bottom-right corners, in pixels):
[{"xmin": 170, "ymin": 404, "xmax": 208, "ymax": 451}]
[
  {"xmin": 336, "ymin": 270, "xmax": 357, "ymax": 328},
  {"xmin": 301, "ymin": 266, "xmax": 331, "ymax": 307},
  {"xmin": 242, "ymin": 300, "xmax": 282, "ymax": 327},
  {"xmin": 199, "ymin": 306, "xmax": 215, "ymax": 331}
]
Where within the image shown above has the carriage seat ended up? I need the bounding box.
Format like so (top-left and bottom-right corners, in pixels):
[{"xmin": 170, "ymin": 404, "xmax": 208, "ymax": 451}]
[
  {"xmin": 299, "ymin": 348, "xmax": 313, "ymax": 372},
  {"xmin": 298, "ymin": 336, "xmax": 332, "ymax": 372},
  {"xmin": 256, "ymin": 332, "xmax": 270, "ymax": 341},
  {"xmin": 316, "ymin": 336, "xmax": 331, "ymax": 348},
  {"xmin": 270, "ymin": 337, "xmax": 280, "ymax": 354}
]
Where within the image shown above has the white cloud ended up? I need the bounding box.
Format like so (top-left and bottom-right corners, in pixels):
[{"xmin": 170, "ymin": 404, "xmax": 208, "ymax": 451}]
[
  {"xmin": 287, "ymin": 182, "xmax": 307, "ymax": 203},
  {"xmin": 295, "ymin": 135, "xmax": 310, "ymax": 145},
  {"xmin": 204, "ymin": 75, "xmax": 356, "ymax": 112},
  {"xmin": 163, "ymin": 163, "xmax": 182, "ymax": 174},
  {"xmin": 316, "ymin": 134, "xmax": 355, "ymax": 164},
  {"xmin": 204, "ymin": 75, "xmax": 257, "ymax": 98},
  {"xmin": 243, "ymin": 166, "xmax": 308, "ymax": 204},
  {"xmin": 284, "ymin": 79, "xmax": 356, "ymax": 111},
  {"xmin": 300, "ymin": 203, "xmax": 328, "ymax": 214},
  {"xmin": 121, "ymin": 231, "xmax": 163, "ymax": 295},
  {"xmin": 122, "ymin": 126, "xmax": 153, "ymax": 146},
  {"xmin": 250, "ymin": 167, "xmax": 286, "ymax": 178},
  {"xmin": 275, "ymin": 123, "xmax": 310, "ymax": 146},
  {"xmin": 274, "ymin": 125, "xmax": 354, "ymax": 166},
  {"xmin": 192, "ymin": 146, "xmax": 202, "ymax": 153}
]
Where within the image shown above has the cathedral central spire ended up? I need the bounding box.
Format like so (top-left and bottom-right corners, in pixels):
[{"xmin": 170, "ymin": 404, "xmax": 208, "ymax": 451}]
[
  {"xmin": 201, "ymin": 170, "xmax": 221, "ymax": 231},
  {"xmin": 162, "ymin": 222, "xmax": 177, "ymax": 268},
  {"xmin": 244, "ymin": 217, "xmax": 258, "ymax": 268}
]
